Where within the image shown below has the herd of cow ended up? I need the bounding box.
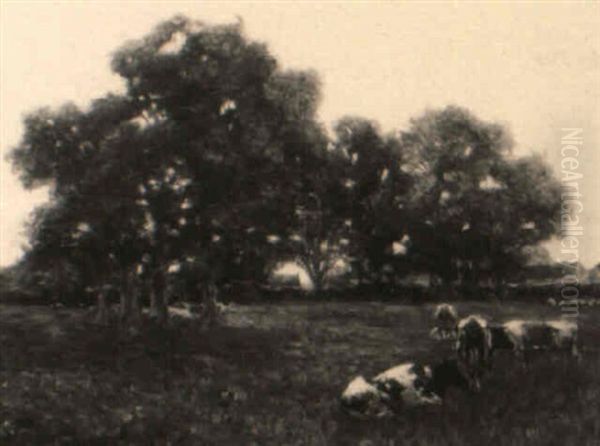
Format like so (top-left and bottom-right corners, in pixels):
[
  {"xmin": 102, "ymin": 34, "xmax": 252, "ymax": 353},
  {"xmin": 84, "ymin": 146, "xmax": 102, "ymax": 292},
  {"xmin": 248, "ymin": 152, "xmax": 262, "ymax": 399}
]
[{"xmin": 340, "ymin": 303, "xmax": 580, "ymax": 418}]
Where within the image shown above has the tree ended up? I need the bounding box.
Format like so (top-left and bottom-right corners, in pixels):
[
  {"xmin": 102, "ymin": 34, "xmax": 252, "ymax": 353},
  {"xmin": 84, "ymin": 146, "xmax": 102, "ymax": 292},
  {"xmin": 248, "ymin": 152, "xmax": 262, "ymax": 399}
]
[
  {"xmin": 272, "ymin": 131, "xmax": 356, "ymax": 292},
  {"xmin": 588, "ymin": 264, "xmax": 600, "ymax": 284},
  {"xmin": 8, "ymin": 18, "xmax": 566, "ymax": 309},
  {"xmin": 286, "ymin": 191, "xmax": 346, "ymax": 291},
  {"xmin": 9, "ymin": 16, "xmax": 328, "ymax": 321},
  {"xmin": 329, "ymin": 117, "xmax": 412, "ymax": 287},
  {"xmin": 398, "ymin": 106, "xmax": 561, "ymax": 294}
]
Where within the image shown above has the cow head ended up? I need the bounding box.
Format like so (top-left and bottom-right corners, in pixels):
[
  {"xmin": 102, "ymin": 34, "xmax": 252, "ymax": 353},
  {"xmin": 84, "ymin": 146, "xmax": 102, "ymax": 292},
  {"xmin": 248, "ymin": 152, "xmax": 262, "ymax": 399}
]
[{"xmin": 428, "ymin": 358, "xmax": 472, "ymax": 397}]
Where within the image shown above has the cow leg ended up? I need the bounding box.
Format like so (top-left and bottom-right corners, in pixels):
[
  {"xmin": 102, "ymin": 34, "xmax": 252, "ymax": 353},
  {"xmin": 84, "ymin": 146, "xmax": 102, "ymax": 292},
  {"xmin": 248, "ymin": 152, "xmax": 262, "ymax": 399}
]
[
  {"xmin": 512, "ymin": 346, "xmax": 527, "ymax": 369},
  {"xmin": 570, "ymin": 339, "xmax": 581, "ymax": 362},
  {"xmin": 522, "ymin": 349, "xmax": 531, "ymax": 369},
  {"xmin": 487, "ymin": 347, "xmax": 497, "ymax": 370}
]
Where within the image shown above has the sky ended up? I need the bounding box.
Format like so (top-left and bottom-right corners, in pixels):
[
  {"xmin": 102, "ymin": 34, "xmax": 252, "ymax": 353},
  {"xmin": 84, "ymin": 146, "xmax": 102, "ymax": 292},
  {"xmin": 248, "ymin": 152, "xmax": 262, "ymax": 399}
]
[{"xmin": 1, "ymin": 1, "xmax": 599, "ymax": 269}]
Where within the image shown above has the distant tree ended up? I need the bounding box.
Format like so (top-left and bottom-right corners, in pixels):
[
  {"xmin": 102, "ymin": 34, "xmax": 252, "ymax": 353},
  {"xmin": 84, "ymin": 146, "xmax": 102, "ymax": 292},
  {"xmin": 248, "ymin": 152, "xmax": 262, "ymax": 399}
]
[
  {"xmin": 588, "ymin": 263, "xmax": 600, "ymax": 284},
  {"xmin": 522, "ymin": 245, "xmax": 553, "ymax": 266},
  {"xmin": 330, "ymin": 117, "xmax": 412, "ymax": 286},
  {"xmin": 286, "ymin": 190, "xmax": 347, "ymax": 291},
  {"xmin": 399, "ymin": 106, "xmax": 561, "ymax": 294}
]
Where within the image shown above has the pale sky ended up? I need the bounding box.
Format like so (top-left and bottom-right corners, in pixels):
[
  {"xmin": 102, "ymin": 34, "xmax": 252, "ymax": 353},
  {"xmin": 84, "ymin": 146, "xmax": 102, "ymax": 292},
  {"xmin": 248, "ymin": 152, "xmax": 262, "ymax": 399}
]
[{"xmin": 1, "ymin": 2, "xmax": 599, "ymax": 268}]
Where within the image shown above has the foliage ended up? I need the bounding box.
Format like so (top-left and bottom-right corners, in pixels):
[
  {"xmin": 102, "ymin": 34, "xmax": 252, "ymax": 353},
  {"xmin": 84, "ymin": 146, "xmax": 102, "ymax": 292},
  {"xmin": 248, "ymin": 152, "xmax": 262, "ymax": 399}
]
[
  {"xmin": 330, "ymin": 117, "xmax": 413, "ymax": 285},
  {"xmin": 398, "ymin": 107, "xmax": 561, "ymax": 291},
  {"xmin": 8, "ymin": 16, "xmax": 563, "ymax": 309},
  {"xmin": 9, "ymin": 16, "xmax": 328, "ymax": 313}
]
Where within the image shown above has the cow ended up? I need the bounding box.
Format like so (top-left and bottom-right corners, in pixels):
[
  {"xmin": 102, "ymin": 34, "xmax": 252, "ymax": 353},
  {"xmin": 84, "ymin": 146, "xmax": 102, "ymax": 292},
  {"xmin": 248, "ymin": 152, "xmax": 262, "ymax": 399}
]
[
  {"xmin": 340, "ymin": 359, "xmax": 471, "ymax": 418},
  {"xmin": 430, "ymin": 303, "xmax": 459, "ymax": 340},
  {"xmin": 488, "ymin": 322, "xmax": 515, "ymax": 360},
  {"xmin": 167, "ymin": 299, "xmax": 231, "ymax": 323},
  {"xmin": 455, "ymin": 315, "xmax": 492, "ymax": 390},
  {"xmin": 502, "ymin": 319, "xmax": 579, "ymax": 361},
  {"xmin": 426, "ymin": 358, "xmax": 472, "ymax": 399},
  {"xmin": 372, "ymin": 363, "xmax": 442, "ymax": 410},
  {"xmin": 339, "ymin": 376, "xmax": 391, "ymax": 419}
]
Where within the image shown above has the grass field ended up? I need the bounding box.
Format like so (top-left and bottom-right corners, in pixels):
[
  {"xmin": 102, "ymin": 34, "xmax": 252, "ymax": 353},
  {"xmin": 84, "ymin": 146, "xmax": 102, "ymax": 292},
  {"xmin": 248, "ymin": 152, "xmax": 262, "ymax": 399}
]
[{"xmin": 1, "ymin": 300, "xmax": 600, "ymax": 445}]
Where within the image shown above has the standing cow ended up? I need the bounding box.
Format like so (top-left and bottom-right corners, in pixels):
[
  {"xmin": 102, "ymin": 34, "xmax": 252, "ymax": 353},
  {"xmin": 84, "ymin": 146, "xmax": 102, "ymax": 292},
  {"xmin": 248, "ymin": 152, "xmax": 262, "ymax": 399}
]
[
  {"xmin": 430, "ymin": 303, "xmax": 459, "ymax": 340},
  {"xmin": 455, "ymin": 315, "xmax": 492, "ymax": 390}
]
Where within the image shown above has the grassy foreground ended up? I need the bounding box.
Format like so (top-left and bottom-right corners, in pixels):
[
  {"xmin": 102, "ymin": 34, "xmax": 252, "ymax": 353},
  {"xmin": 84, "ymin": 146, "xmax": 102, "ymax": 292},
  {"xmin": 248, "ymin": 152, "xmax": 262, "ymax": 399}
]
[{"xmin": 1, "ymin": 300, "xmax": 600, "ymax": 445}]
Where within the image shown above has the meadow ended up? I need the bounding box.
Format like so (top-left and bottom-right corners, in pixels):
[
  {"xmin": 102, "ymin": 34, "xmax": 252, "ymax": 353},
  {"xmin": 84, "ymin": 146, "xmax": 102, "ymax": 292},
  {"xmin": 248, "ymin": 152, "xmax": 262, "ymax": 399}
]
[{"xmin": 1, "ymin": 299, "xmax": 599, "ymax": 445}]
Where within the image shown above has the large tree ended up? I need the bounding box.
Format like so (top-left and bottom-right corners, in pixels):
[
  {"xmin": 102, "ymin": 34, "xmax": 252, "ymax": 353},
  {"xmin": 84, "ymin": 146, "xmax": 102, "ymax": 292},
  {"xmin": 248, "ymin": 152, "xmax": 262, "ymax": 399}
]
[{"xmin": 9, "ymin": 16, "xmax": 327, "ymax": 320}]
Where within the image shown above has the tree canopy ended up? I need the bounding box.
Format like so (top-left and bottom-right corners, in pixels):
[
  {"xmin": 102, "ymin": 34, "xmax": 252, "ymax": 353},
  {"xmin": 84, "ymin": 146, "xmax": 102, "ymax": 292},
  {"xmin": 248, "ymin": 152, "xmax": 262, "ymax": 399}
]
[{"xmin": 8, "ymin": 16, "xmax": 563, "ymax": 319}]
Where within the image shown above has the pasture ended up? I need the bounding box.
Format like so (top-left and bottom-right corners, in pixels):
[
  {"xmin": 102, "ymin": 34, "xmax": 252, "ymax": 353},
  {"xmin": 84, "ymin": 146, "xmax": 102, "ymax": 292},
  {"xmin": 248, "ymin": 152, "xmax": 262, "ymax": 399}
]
[{"xmin": 1, "ymin": 300, "xmax": 600, "ymax": 445}]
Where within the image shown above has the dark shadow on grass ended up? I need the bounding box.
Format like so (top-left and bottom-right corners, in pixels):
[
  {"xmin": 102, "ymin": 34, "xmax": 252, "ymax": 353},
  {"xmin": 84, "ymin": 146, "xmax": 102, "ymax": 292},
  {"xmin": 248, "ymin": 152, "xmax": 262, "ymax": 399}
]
[{"xmin": 1, "ymin": 309, "xmax": 294, "ymax": 381}]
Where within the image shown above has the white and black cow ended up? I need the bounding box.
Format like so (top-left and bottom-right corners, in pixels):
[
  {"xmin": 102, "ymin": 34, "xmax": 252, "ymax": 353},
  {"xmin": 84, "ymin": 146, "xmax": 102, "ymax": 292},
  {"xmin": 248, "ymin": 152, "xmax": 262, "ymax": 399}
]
[
  {"xmin": 372, "ymin": 363, "xmax": 442, "ymax": 411},
  {"xmin": 340, "ymin": 360, "xmax": 471, "ymax": 417},
  {"xmin": 339, "ymin": 376, "xmax": 391, "ymax": 419},
  {"xmin": 501, "ymin": 319, "xmax": 579, "ymax": 360},
  {"xmin": 430, "ymin": 303, "xmax": 459, "ymax": 340}
]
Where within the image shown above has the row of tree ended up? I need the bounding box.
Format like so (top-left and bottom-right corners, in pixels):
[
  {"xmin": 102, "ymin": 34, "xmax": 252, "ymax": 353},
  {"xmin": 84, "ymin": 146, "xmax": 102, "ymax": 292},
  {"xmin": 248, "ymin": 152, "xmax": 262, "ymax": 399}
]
[{"xmin": 8, "ymin": 16, "xmax": 562, "ymax": 323}]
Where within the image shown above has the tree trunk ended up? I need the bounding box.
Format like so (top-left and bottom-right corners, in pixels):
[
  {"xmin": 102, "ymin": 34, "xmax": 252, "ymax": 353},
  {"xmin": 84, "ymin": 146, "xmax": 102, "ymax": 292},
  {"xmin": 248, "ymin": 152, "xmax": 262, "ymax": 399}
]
[
  {"xmin": 354, "ymin": 261, "xmax": 368, "ymax": 286},
  {"xmin": 150, "ymin": 269, "xmax": 168, "ymax": 324},
  {"xmin": 469, "ymin": 261, "xmax": 480, "ymax": 298},
  {"xmin": 119, "ymin": 269, "xmax": 133, "ymax": 323},
  {"xmin": 129, "ymin": 283, "xmax": 142, "ymax": 328},
  {"xmin": 441, "ymin": 276, "xmax": 457, "ymax": 301},
  {"xmin": 302, "ymin": 257, "xmax": 326, "ymax": 293},
  {"xmin": 309, "ymin": 270, "xmax": 325, "ymax": 292},
  {"xmin": 493, "ymin": 275, "xmax": 507, "ymax": 301},
  {"xmin": 201, "ymin": 282, "xmax": 221, "ymax": 328},
  {"xmin": 120, "ymin": 269, "xmax": 142, "ymax": 327},
  {"xmin": 95, "ymin": 289, "xmax": 109, "ymax": 325}
]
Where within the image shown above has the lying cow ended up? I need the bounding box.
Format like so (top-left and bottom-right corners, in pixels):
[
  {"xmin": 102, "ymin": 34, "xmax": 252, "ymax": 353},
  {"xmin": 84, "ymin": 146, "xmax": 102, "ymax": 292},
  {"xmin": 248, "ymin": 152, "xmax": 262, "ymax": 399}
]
[
  {"xmin": 374, "ymin": 359, "xmax": 472, "ymax": 407},
  {"xmin": 340, "ymin": 359, "xmax": 471, "ymax": 418},
  {"xmin": 500, "ymin": 319, "xmax": 579, "ymax": 360},
  {"xmin": 430, "ymin": 303, "xmax": 459, "ymax": 340},
  {"xmin": 455, "ymin": 315, "xmax": 492, "ymax": 390},
  {"xmin": 372, "ymin": 363, "xmax": 442, "ymax": 410},
  {"xmin": 339, "ymin": 376, "xmax": 391, "ymax": 419}
]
